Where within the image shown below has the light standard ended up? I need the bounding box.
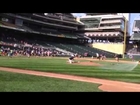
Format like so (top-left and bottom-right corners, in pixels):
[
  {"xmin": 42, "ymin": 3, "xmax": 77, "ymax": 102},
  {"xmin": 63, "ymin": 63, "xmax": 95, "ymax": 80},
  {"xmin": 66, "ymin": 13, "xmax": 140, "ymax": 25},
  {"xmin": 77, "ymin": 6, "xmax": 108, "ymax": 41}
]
[{"xmin": 123, "ymin": 17, "xmax": 127, "ymax": 58}]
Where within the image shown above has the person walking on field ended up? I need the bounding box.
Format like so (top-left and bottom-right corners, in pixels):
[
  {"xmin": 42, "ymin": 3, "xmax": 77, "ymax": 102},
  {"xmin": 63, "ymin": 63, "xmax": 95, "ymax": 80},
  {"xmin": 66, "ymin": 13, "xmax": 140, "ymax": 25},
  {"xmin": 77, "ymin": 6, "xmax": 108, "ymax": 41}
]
[
  {"xmin": 129, "ymin": 54, "xmax": 134, "ymax": 61},
  {"xmin": 115, "ymin": 54, "xmax": 119, "ymax": 62},
  {"xmin": 96, "ymin": 53, "xmax": 100, "ymax": 60}
]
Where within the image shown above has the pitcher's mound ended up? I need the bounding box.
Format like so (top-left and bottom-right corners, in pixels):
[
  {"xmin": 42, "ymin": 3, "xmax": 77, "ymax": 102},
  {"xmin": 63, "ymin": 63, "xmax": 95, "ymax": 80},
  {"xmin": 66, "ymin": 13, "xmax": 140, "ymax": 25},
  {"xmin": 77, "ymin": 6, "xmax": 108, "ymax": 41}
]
[{"xmin": 72, "ymin": 61, "xmax": 101, "ymax": 66}]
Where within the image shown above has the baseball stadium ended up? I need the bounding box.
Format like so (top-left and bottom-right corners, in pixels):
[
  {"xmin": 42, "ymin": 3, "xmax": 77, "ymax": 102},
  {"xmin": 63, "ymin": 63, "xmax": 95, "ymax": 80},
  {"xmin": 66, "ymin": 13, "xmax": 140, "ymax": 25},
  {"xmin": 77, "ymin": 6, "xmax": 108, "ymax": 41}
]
[{"xmin": 0, "ymin": 13, "xmax": 140, "ymax": 92}]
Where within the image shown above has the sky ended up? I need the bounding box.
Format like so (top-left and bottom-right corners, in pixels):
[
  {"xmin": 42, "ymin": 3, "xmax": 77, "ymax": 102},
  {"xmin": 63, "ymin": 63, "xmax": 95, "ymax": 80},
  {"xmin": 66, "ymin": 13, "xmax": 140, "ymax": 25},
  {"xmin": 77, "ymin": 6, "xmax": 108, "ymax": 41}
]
[
  {"xmin": 72, "ymin": 13, "xmax": 86, "ymax": 17},
  {"xmin": 72, "ymin": 13, "xmax": 140, "ymax": 36}
]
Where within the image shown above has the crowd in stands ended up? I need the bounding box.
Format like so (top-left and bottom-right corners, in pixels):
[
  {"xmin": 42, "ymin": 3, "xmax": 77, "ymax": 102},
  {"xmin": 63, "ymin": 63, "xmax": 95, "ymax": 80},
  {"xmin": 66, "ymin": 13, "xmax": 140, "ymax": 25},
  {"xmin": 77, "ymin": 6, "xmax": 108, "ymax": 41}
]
[
  {"xmin": 127, "ymin": 45, "xmax": 140, "ymax": 55},
  {"xmin": 0, "ymin": 34, "xmax": 71, "ymax": 57},
  {"xmin": 0, "ymin": 45, "xmax": 67, "ymax": 57},
  {"xmin": 0, "ymin": 30, "xmax": 131, "ymax": 58}
]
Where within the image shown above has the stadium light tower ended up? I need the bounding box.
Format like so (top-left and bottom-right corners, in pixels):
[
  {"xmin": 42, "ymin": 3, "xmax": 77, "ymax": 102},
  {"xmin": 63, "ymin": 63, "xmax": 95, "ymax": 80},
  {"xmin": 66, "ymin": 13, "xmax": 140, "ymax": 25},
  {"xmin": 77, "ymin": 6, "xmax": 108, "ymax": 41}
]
[{"xmin": 123, "ymin": 17, "xmax": 127, "ymax": 58}]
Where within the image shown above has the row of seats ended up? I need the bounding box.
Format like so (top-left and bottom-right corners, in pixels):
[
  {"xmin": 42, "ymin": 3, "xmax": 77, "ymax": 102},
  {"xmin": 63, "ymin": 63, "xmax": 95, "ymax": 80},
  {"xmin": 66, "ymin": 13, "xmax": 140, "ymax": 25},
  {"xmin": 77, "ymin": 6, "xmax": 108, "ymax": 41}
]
[
  {"xmin": 1, "ymin": 32, "xmax": 116, "ymax": 57},
  {"xmin": 46, "ymin": 42, "xmax": 80, "ymax": 54},
  {"xmin": 75, "ymin": 44, "xmax": 115, "ymax": 57},
  {"xmin": 46, "ymin": 42, "xmax": 115, "ymax": 57},
  {"xmin": 23, "ymin": 25, "xmax": 81, "ymax": 39},
  {"xmin": 0, "ymin": 21, "xmax": 84, "ymax": 40}
]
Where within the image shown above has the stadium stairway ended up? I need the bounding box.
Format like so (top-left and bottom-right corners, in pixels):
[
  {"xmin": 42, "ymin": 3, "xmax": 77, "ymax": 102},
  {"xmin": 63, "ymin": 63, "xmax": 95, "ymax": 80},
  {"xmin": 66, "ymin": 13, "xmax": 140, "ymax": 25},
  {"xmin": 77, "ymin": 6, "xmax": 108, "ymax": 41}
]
[
  {"xmin": 46, "ymin": 42, "xmax": 82, "ymax": 55},
  {"xmin": 44, "ymin": 42, "xmax": 116, "ymax": 57},
  {"xmin": 74, "ymin": 45, "xmax": 95, "ymax": 56},
  {"xmin": 44, "ymin": 42, "xmax": 73, "ymax": 55},
  {"xmin": 62, "ymin": 44, "xmax": 87, "ymax": 55}
]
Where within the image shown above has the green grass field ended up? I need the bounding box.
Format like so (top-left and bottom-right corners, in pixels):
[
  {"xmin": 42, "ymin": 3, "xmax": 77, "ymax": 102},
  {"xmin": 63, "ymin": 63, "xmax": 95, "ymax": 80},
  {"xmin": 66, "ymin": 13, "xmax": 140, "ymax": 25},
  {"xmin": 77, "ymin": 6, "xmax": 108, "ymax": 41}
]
[
  {"xmin": 0, "ymin": 56, "xmax": 140, "ymax": 84},
  {"xmin": 0, "ymin": 70, "xmax": 101, "ymax": 92}
]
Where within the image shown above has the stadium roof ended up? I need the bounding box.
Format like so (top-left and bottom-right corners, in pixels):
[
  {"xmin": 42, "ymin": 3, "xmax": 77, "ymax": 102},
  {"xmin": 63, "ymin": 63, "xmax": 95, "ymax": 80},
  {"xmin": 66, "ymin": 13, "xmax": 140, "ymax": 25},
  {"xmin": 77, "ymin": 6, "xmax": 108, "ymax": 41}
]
[
  {"xmin": 80, "ymin": 15, "xmax": 125, "ymax": 19},
  {"xmin": 86, "ymin": 13, "xmax": 117, "ymax": 15}
]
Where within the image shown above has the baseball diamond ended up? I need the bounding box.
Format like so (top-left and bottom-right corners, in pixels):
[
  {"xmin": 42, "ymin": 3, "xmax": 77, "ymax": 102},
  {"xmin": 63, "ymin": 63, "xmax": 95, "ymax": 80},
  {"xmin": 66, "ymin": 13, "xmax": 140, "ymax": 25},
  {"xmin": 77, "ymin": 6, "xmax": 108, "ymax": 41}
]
[{"xmin": 0, "ymin": 13, "xmax": 140, "ymax": 92}]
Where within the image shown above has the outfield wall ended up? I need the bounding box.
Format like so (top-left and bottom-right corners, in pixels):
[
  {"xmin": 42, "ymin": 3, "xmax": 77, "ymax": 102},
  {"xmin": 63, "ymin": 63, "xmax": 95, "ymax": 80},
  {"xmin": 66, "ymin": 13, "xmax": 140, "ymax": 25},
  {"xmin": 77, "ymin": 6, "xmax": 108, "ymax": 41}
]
[{"xmin": 91, "ymin": 43, "xmax": 124, "ymax": 54}]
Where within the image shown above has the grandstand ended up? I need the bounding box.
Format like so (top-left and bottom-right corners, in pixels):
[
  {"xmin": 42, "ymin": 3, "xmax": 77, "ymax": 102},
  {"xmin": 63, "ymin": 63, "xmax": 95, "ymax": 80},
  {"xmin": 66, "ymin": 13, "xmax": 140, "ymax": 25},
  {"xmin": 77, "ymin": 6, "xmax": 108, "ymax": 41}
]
[
  {"xmin": 0, "ymin": 13, "xmax": 105, "ymax": 57},
  {"xmin": 0, "ymin": 13, "xmax": 129, "ymax": 58},
  {"xmin": 78, "ymin": 13, "xmax": 130, "ymax": 56}
]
